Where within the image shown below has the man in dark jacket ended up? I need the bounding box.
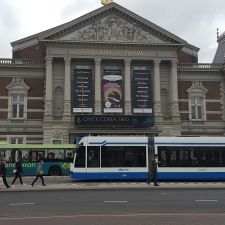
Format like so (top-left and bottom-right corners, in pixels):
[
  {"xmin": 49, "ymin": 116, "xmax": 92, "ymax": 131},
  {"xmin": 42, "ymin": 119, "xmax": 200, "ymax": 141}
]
[
  {"xmin": 11, "ymin": 158, "xmax": 24, "ymax": 185},
  {"xmin": 0, "ymin": 158, "xmax": 11, "ymax": 188},
  {"xmin": 151, "ymin": 154, "xmax": 160, "ymax": 186}
]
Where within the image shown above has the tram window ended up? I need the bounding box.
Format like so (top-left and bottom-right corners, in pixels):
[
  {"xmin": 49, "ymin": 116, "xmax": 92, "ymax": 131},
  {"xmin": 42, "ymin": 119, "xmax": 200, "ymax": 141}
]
[
  {"xmin": 101, "ymin": 146, "xmax": 124, "ymax": 167},
  {"xmin": 87, "ymin": 146, "xmax": 100, "ymax": 167},
  {"xmin": 124, "ymin": 146, "xmax": 146, "ymax": 167},
  {"xmin": 101, "ymin": 146, "xmax": 146, "ymax": 168},
  {"xmin": 75, "ymin": 146, "xmax": 85, "ymax": 168}
]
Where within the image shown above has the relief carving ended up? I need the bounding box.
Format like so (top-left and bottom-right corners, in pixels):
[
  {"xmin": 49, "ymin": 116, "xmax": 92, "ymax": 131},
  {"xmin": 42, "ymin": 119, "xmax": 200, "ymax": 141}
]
[{"xmin": 62, "ymin": 14, "xmax": 162, "ymax": 43}]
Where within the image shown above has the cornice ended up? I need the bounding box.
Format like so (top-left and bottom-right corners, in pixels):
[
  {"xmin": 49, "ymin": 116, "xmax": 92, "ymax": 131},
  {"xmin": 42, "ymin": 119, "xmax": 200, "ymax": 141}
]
[{"xmin": 40, "ymin": 39, "xmax": 184, "ymax": 49}]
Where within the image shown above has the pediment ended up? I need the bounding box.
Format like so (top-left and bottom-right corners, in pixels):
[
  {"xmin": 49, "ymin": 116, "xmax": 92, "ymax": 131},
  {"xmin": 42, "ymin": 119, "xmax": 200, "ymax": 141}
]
[
  {"xmin": 41, "ymin": 3, "xmax": 186, "ymax": 46},
  {"xmin": 58, "ymin": 14, "xmax": 164, "ymax": 44},
  {"xmin": 13, "ymin": 3, "xmax": 195, "ymax": 49}
]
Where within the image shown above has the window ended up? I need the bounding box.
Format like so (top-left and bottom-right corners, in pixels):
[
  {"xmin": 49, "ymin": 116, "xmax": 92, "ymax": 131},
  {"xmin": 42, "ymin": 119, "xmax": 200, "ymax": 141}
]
[
  {"xmin": 101, "ymin": 146, "xmax": 146, "ymax": 167},
  {"xmin": 75, "ymin": 146, "xmax": 85, "ymax": 167},
  {"xmin": 87, "ymin": 146, "xmax": 100, "ymax": 167},
  {"xmin": 187, "ymin": 81, "xmax": 207, "ymax": 121},
  {"xmin": 190, "ymin": 97, "xmax": 203, "ymax": 120},
  {"xmin": 6, "ymin": 77, "xmax": 29, "ymax": 119},
  {"xmin": 10, "ymin": 137, "xmax": 23, "ymax": 144},
  {"xmin": 12, "ymin": 95, "xmax": 25, "ymax": 118}
]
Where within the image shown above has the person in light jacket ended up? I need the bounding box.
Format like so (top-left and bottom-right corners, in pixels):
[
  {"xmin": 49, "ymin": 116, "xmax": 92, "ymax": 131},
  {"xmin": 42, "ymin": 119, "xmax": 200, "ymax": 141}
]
[{"xmin": 31, "ymin": 160, "xmax": 46, "ymax": 186}]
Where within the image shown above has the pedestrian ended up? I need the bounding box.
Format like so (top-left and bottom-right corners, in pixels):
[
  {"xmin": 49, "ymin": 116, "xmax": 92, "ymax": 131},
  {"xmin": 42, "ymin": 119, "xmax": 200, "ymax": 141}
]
[
  {"xmin": 0, "ymin": 158, "xmax": 11, "ymax": 188},
  {"xmin": 151, "ymin": 154, "xmax": 160, "ymax": 186},
  {"xmin": 11, "ymin": 158, "xmax": 25, "ymax": 186},
  {"xmin": 31, "ymin": 160, "xmax": 46, "ymax": 186}
]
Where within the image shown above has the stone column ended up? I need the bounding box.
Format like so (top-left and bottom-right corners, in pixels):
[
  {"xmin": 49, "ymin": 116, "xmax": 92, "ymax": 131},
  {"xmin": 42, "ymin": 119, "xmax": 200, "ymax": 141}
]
[
  {"xmin": 124, "ymin": 58, "xmax": 131, "ymax": 114},
  {"xmin": 63, "ymin": 57, "xmax": 71, "ymax": 119},
  {"xmin": 170, "ymin": 59, "xmax": 179, "ymax": 116},
  {"xmin": 44, "ymin": 56, "xmax": 53, "ymax": 118},
  {"xmin": 95, "ymin": 58, "xmax": 101, "ymax": 114},
  {"xmin": 153, "ymin": 59, "xmax": 161, "ymax": 116}
]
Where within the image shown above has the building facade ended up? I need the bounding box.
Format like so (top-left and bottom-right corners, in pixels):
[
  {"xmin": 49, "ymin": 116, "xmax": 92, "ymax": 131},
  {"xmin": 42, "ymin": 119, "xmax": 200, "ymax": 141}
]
[{"xmin": 0, "ymin": 3, "xmax": 225, "ymax": 144}]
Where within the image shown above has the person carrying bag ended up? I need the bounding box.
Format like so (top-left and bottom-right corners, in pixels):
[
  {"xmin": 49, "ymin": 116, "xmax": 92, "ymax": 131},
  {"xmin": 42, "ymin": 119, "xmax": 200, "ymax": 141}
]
[{"xmin": 31, "ymin": 160, "xmax": 46, "ymax": 186}]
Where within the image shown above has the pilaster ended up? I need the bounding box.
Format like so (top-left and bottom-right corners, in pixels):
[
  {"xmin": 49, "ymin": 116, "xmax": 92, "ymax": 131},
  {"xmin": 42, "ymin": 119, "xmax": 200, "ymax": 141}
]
[
  {"xmin": 124, "ymin": 58, "xmax": 131, "ymax": 114},
  {"xmin": 63, "ymin": 57, "xmax": 72, "ymax": 120},
  {"xmin": 95, "ymin": 58, "xmax": 102, "ymax": 114},
  {"xmin": 44, "ymin": 56, "xmax": 53, "ymax": 118}
]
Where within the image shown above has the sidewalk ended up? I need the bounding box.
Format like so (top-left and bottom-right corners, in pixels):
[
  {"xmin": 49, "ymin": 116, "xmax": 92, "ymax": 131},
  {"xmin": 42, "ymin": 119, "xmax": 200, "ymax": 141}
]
[{"xmin": 1, "ymin": 180, "xmax": 225, "ymax": 192}]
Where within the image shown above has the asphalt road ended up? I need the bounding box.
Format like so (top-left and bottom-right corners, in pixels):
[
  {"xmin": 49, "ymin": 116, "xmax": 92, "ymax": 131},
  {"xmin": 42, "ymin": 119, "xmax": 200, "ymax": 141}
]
[{"xmin": 1, "ymin": 189, "xmax": 225, "ymax": 225}]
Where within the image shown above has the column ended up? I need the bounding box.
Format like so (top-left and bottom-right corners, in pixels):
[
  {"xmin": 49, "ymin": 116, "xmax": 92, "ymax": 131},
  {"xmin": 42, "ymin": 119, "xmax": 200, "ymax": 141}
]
[
  {"xmin": 170, "ymin": 59, "xmax": 179, "ymax": 116},
  {"xmin": 124, "ymin": 58, "xmax": 131, "ymax": 114},
  {"xmin": 95, "ymin": 58, "xmax": 101, "ymax": 114},
  {"xmin": 153, "ymin": 59, "xmax": 161, "ymax": 116},
  {"xmin": 63, "ymin": 57, "xmax": 71, "ymax": 118},
  {"xmin": 44, "ymin": 56, "xmax": 53, "ymax": 118}
]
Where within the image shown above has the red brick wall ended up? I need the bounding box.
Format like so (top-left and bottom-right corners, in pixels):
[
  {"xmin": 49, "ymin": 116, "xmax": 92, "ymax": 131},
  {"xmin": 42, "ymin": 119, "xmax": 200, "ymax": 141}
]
[
  {"xmin": 0, "ymin": 77, "xmax": 11, "ymax": 96},
  {"xmin": 27, "ymin": 112, "xmax": 43, "ymax": 119},
  {"xmin": 178, "ymin": 51, "xmax": 198, "ymax": 63},
  {"xmin": 13, "ymin": 44, "xmax": 46, "ymax": 60},
  {"xmin": 25, "ymin": 78, "xmax": 44, "ymax": 97}
]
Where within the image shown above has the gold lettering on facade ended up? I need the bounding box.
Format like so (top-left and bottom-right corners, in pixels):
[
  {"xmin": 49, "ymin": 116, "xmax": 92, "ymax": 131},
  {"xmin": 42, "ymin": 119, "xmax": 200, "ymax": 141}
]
[{"xmin": 80, "ymin": 49, "xmax": 144, "ymax": 57}]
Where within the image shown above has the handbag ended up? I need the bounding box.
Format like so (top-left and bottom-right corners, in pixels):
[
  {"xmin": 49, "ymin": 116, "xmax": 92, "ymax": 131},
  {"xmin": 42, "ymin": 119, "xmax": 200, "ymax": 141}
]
[{"xmin": 13, "ymin": 169, "xmax": 17, "ymax": 174}]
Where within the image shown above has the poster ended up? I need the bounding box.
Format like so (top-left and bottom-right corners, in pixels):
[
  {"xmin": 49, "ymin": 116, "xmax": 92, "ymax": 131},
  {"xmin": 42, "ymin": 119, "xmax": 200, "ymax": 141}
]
[
  {"xmin": 132, "ymin": 70, "xmax": 152, "ymax": 114},
  {"xmin": 72, "ymin": 69, "xmax": 93, "ymax": 113},
  {"xmin": 102, "ymin": 69, "xmax": 123, "ymax": 113}
]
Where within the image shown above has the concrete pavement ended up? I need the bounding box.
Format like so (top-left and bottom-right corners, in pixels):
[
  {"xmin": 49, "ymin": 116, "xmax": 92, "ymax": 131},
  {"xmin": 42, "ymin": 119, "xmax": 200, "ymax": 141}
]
[{"xmin": 1, "ymin": 176, "xmax": 225, "ymax": 192}]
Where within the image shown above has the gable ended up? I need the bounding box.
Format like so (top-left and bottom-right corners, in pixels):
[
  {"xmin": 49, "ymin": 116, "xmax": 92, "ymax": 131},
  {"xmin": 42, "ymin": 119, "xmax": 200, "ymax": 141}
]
[
  {"xmin": 58, "ymin": 14, "xmax": 164, "ymax": 44},
  {"xmin": 12, "ymin": 3, "xmax": 199, "ymax": 52}
]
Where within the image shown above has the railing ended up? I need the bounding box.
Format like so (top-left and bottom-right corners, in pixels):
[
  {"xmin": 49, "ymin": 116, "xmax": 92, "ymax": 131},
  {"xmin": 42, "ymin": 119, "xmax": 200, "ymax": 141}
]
[
  {"xmin": 0, "ymin": 58, "xmax": 45, "ymax": 65},
  {"xmin": 178, "ymin": 63, "xmax": 224, "ymax": 70}
]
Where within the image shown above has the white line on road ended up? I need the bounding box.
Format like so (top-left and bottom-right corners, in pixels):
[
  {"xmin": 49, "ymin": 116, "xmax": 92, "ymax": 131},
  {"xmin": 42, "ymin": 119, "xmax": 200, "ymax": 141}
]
[
  {"xmin": 9, "ymin": 202, "xmax": 35, "ymax": 206},
  {"xmin": 195, "ymin": 200, "xmax": 218, "ymax": 202},
  {"xmin": 104, "ymin": 201, "xmax": 128, "ymax": 203}
]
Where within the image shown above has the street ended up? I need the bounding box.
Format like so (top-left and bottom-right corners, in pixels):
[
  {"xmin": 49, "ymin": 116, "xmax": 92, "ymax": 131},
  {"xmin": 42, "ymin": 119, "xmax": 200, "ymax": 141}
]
[{"xmin": 1, "ymin": 188, "xmax": 225, "ymax": 224}]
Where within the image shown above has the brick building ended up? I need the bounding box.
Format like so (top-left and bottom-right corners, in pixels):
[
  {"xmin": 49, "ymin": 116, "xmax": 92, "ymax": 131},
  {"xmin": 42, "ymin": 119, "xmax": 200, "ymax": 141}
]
[{"xmin": 0, "ymin": 2, "xmax": 224, "ymax": 144}]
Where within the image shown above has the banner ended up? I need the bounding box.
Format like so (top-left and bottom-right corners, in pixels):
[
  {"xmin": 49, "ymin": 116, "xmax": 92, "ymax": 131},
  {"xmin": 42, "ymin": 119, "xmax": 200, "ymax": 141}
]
[
  {"xmin": 75, "ymin": 115, "xmax": 153, "ymax": 127},
  {"xmin": 72, "ymin": 69, "xmax": 93, "ymax": 113},
  {"xmin": 132, "ymin": 70, "xmax": 152, "ymax": 114},
  {"xmin": 102, "ymin": 70, "xmax": 123, "ymax": 113}
]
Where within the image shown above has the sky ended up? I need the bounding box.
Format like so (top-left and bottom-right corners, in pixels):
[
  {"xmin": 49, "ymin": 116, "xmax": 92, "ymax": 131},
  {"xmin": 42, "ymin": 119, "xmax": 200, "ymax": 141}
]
[{"xmin": 0, "ymin": 0, "xmax": 225, "ymax": 63}]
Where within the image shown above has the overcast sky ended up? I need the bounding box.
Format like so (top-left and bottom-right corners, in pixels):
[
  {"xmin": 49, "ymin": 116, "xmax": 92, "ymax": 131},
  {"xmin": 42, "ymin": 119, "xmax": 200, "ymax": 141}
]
[{"xmin": 0, "ymin": 0, "xmax": 224, "ymax": 63}]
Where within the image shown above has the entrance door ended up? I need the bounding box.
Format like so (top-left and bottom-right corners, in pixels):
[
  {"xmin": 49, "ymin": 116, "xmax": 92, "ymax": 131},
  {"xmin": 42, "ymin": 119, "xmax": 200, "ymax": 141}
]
[{"xmin": 86, "ymin": 146, "xmax": 101, "ymax": 180}]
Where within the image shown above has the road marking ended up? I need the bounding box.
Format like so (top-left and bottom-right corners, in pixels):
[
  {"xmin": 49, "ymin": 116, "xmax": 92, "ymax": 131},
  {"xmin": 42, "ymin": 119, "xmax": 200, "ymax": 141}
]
[
  {"xmin": 104, "ymin": 201, "xmax": 128, "ymax": 203},
  {"xmin": 195, "ymin": 200, "xmax": 218, "ymax": 202},
  {"xmin": 9, "ymin": 202, "xmax": 35, "ymax": 206}
]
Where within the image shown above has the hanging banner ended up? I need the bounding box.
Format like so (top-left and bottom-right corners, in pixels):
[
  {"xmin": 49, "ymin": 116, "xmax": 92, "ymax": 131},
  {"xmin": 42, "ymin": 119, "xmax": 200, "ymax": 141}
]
[
  {"xmin": 132, "ymin": 70, "xmax": 152, "ymax": 114},
  {"xmin": 102, "ymin": 69, "xmax": 123, "ymax": 113},
  {"xmin": 72, "ymin": 69, "xmax": 93, "ymax": 113}
]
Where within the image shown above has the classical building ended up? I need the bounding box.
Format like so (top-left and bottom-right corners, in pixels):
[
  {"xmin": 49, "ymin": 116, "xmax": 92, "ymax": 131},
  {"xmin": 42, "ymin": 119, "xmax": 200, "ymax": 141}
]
[{"xmin": 0, "ymin": 2, "xmax": 225, "ymax": 144}]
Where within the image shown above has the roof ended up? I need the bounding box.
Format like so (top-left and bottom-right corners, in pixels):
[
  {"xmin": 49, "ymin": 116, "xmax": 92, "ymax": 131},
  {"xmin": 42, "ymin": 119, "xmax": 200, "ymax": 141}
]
[{"xmin": 213, "ymin": 32, "xmax": 225, "ymax": 63}]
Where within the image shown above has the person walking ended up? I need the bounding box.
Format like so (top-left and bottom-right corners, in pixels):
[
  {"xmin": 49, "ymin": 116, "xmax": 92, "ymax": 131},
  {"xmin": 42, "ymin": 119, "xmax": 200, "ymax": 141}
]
[
  {"xmin": 0, "ymin": 158, "xmax": 11, "ymax": 188},
  {"xmin": 31, "ymin": 160, "xmax": 46, "ymax": 186},
  {"xmin": 151, "ymin": 154, "xmax": 160, "ymax": 186},
  {"xmin": 11, "ymin": 158, "xmax": 24, "ymax": 186}
]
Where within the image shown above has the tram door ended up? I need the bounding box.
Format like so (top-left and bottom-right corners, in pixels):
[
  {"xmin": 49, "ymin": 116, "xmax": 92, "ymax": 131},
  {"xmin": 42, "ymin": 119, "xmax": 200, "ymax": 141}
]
[{"xmin": 86, "ymin": 146, "xmax": 101, "ymax": 179}]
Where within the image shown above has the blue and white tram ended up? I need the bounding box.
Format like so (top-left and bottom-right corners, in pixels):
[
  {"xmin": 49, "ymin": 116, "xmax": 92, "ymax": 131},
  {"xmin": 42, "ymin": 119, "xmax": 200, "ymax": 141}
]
[
  {"xmin": 156, "ymin": 136, "xmax": 225, "ymax": 181},
  {"xmin": 70, "ymin": 136, "xmax": 149, "ymax": 181}
]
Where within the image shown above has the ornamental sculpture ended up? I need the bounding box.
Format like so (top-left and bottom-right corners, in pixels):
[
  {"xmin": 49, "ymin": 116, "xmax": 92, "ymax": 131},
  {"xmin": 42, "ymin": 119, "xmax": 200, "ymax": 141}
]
[
  {"xmin": 62, "ymin": 14, "xmax": 161, "ymax": 43},
  {"xmin": 101, "ymin": 0, "xmax": 113, "ymax": 5}
]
